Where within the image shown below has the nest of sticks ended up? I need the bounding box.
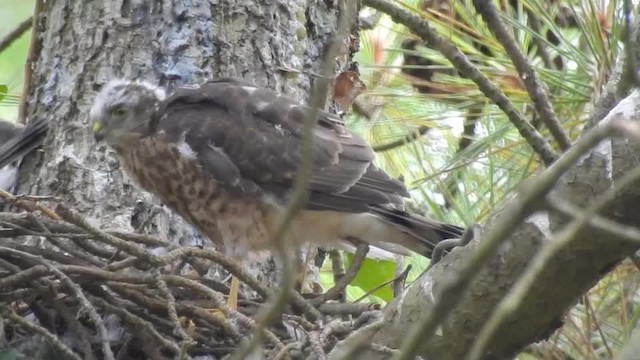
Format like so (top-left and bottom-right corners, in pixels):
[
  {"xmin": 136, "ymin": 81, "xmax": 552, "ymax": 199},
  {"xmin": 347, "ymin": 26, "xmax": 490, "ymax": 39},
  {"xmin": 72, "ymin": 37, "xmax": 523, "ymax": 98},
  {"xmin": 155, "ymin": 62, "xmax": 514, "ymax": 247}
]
[{"xmin": 0, "ymin": 191, "xmax": 391, "ymax": 360}]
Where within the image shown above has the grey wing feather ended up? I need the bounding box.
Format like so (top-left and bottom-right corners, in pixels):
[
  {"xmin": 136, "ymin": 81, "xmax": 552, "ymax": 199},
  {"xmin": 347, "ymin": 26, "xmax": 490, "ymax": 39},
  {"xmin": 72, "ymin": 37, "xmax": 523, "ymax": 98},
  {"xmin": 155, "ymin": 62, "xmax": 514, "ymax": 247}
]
[
  {"xmin": 155, "ymin": 79, "xmax": 410, "ymax": 211},
  {"xmin": 0, "ymin": 118, "xmax": 48, "ymax": 169}
]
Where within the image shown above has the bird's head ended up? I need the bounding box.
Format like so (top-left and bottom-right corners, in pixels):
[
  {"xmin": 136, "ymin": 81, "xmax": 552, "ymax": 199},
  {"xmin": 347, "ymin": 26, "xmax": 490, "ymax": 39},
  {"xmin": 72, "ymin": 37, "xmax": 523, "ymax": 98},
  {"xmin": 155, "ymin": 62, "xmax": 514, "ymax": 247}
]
[{"xmin": 90, "ymin": 79, "xmax": 166, "ymax": 147}]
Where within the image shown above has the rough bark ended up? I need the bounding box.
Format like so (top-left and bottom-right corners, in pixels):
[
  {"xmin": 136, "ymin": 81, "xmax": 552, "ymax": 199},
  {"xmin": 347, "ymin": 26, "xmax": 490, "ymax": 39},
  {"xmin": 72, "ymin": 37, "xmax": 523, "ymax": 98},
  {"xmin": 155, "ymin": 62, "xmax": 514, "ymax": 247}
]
[
  {"xmin": 12, "ymin": 0, "xmax": 358, "ymax": 357},
  {"xmin": 19, "ymin": 0, "xmax": 352, "ymax": 284}
]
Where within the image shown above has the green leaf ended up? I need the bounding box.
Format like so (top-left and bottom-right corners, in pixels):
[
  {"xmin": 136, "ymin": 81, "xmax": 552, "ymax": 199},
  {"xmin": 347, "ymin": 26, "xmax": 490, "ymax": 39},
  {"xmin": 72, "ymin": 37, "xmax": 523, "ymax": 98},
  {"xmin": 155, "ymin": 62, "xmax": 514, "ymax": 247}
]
[
  {"xmin": 343, "ymin": 253, "xmax": 396, "ymax": 302},
  {"xmin": 0, "ymin": 85, "xmax": 7, "ymax": 103}
]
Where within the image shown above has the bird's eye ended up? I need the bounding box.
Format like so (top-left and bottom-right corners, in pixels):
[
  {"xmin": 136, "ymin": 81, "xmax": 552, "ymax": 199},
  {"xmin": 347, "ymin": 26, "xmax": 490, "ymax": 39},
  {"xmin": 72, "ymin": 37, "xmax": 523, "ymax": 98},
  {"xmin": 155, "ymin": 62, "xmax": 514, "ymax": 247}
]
[{"xmin": 111, "ymin": 107, "xmax": 127, "ymax": 118}]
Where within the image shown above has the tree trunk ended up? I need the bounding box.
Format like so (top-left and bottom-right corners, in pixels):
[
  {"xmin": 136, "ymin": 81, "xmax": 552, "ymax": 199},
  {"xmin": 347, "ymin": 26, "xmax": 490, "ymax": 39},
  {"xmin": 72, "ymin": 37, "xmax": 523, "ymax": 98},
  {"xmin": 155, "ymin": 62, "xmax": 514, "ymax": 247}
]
[
  {"xmin": 21, "ymin": 0, "xmax": 351, "ymax": 283},
  {"xmin": 13, "ymin": 0, "xmax": 358, "ymax": 358}
]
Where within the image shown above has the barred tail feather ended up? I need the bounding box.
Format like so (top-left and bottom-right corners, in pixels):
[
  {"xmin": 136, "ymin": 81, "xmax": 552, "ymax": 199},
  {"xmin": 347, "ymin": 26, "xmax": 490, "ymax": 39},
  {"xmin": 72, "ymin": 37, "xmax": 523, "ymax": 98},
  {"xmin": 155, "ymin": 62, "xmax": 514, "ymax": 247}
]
[
  {"xmin": 368, "ymin": 206, "xmax": 464, "ymax": 258},
  {"xmin": 0, "ymin": 118, "xmax": 48, "ymax": 169}
]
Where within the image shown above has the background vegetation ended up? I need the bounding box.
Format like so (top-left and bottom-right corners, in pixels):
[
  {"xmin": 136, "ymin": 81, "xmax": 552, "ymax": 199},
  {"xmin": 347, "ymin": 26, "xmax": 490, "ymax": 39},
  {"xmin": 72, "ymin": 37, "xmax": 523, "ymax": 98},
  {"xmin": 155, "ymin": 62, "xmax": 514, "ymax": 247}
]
[{"xmin": 1, "ymin": 0, "xmax": 638, "ymax": 358}]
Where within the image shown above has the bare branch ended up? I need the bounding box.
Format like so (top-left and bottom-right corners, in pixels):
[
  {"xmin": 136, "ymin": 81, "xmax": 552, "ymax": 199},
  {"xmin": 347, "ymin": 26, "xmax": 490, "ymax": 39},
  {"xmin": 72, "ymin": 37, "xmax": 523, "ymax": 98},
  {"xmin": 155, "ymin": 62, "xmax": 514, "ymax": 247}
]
[
  {"xmin": 2, "ymin": 307, "xmax": 82, "ymax": 360},
  {"xmin": 392, "ymin": 102, "xmax": 640, "ymax": 360},
  {"xmin": 0, "ymin": 17, "xmax": 32, "ymax": 54},
  {"xmin": 362, "ymin": 0, "xmax": 558, "ymax": 166},
  {"xmin": 472, "ymin": 0, "xmax": 572, "ymax": 151}
]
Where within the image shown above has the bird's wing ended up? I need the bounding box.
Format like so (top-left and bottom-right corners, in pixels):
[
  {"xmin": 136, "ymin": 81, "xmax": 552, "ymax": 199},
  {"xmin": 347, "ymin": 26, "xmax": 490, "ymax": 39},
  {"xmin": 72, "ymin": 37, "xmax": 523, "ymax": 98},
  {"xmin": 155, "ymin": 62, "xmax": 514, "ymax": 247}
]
[
  {"xmin": 153, "ymin": 79, "xmax": 408, "ymax": 213},
  {"xmin": 0, "ymin": 118, "xmax": 48, "ymax": 169},
  {"xmin": 0, "ymin": 120, "xmax": 23, "ymax": 145}
]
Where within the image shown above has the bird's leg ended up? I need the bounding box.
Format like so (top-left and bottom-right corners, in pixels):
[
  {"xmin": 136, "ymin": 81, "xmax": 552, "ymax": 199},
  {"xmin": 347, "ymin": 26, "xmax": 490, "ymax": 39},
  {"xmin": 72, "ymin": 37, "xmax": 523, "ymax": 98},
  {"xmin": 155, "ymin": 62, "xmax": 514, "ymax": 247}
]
[
  {"xmin": 228, "ymin": 275, "xmax": 240, "ymax": 312},
  {"xmin": 428, "ymin": 223, "xmax": 483, "ymax": 269}
]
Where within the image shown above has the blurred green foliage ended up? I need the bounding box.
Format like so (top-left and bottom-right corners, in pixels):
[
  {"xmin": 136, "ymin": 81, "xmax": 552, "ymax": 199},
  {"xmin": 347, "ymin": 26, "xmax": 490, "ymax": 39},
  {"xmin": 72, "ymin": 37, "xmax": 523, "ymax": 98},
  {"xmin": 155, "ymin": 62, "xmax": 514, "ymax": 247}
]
[{"xmin": 0, "ymin": 0, "xmax": 34, "ymax": 121}]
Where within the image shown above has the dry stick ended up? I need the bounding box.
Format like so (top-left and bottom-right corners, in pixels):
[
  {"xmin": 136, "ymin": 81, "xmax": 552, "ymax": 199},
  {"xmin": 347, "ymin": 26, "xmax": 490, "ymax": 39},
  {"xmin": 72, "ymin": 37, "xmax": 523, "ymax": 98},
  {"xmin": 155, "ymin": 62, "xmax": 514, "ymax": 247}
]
[
  {"xmin": 618, "ymin": 0, "xmax": 640, "ymax": 97},
  {"xmin": 309, "ymin": 330, "xmax": 327, "ymax": 360},
  {"xmin": 330, "ymin": 249, "xmax": 346, "ymax": 285},
  {"xmin": 319, "ymin": 319, "xmax": 352, "ymax": 344},
  {"xmin": 46, "ymin": 262, "xmax": 248, "ymax": 344},
  {"xmin": 111, "ymin": 245, "xmax": 321, "ymax": 320},
  {"xmin": 2, "ymin": 307, "xmax": 82, "ymax": 360},
  {"xmin": 55, "ymin": 203, "xmax": 163, "ymax": 266},
  {"xmin": 547, "ymin": 198, "xmax": 640, "ymax": 245},
  {"xmin": 353, "ymin": 266, "xmax": 412, "ymax": 303},
  {"xmin": 0, "ymin": 211, "xmax": 164, "ymax": 248},
  {"xmin": 0, "ymin": 16, "xmax": 33, "ymax": 54},
  {"xmin": 583, "ymin": 296, "xmax": 613, "ymax": 359},
  {"xmin": 3, "ymin": 261, "xmax": 232, "ymax": 348},
  {"xmin": 151, "ymin": 269, "xmax": 193, "ymax": 357},
  {"xmin": 50, "ymin": 297, "xmax": 96, "ymax": 360},
  {"xmin": 472, "ymin": 0, "xmax": 571, "ymax": 151},
  {"xmin": 0, "ymin": 232, "xmax": 243, "ymax": 355},
  {"xmin": 318, "ymin": 302, "xmax": 380, "ymax": 316},
  {"xmin": 311, "ymin": 244, "xmax": 369, "ymax": 305},
  {"xmin": 466, "ymin": 131, "xmax": 640, "ymax": 358},
  {"xmin": 165, "ymin": 275, "xmax": 285, "ymax": 351},
  {"xmin": 334, "ymin": 319, "xmax": 386, "ymax": 360},
  {"xmin": 18, "ymin": 0, "xmax": 44, "ymax": 124},
  {"xmin": 1, "ymin": 205, "xmax": 319, "ymax": 331},
  {"xmin": 389, "ymin": 116, "xmax": 640, "ymax": 360},
  {"xmin": 524, "ymin": 15, "xmax": 554, "ymax": 70},
  {"xmin": 107, "ymin": 282, "xmax": 241, "ymax": 342},
  {"xmin": 229, "ymin": 3, "xmax": 355, "ymax": 358},
  {"xmin": 27, "ymin": 212, "xmax": 105, "ymax": 267},
  {"xmin": 362, "ymin": 0, "xmax": 558, "ymax": 166},
  {"xmin": 89, "ymin": 296, "xmax": 181, "ymax": 354},
  {"xmin": 372, "ymin": 125, "xmax": 430, "ymax": 152},
  {"xmin": 272, "ymin": 342, "xmax": 299, "ymax": 360},
  {"xmin": 0, "ymin": 247, "xmax": 116, "ymax": 360},
  {"xmin": 0, "ymin": 189, "xmax": 60, "ymax": 220}
]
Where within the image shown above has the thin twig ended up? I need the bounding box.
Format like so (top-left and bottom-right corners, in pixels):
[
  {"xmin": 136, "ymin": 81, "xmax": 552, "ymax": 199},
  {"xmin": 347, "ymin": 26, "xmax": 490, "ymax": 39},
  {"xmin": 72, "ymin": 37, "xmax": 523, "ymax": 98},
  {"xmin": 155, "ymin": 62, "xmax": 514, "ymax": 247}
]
[
  {"xmin": 472, "ymin": 0, "xmax": 571, "ymax": 151},
  {"xmin": 0, "ymin": 17, "xmax": 33, "ymax": 54},
  {"xmin": 547, "ymin": 198, "xmax": 640, "ymax": 245},
  {"xmin": 18, "ymin": 0, "xmax": 44, "ymax": 124},
  {"xmin": 353, "ymin": 265, "xmax": 409, "ymax": 303},
  {"xmin": 318, "ymin": 302, "xmax": 380, "ymax": 316},
  {"xmin": 618, "ymin": 0, "xmax": 640, "ymax": 97},
  {"xmin": 55, "ymin": 203, "xmax": 162, "ymax": 265},
  {"xmin": 372, "ymin": 126, "xmax": 430, "ymax": 152},
  {"xmin": 311, "ymin": 244, "xmax": 368, "ymax": 305},
  {"xmin": 89, "ymin": 296, "xmax": 181, "ymax": 354},
  {"xmin": 152, "ymin": 270, "xmax": 193, "ymax": 354},
  {"xmin": 272, "ymin": 342, "xmax": 298, "ymax": 360},
  {"xmin": 0, "ymin": 247, "xmax": 116, "ymax": 360},
  {"xmin": 363, "ymin": 0, "xmax": 558, "ymax": 166},
  {"xmin": 333, "ymin": 319, "xmax": 386, "ymax": 360},
  {"xmin": 2, "ymin": 307, "xmax": 82, "ymax": 360},
  {"xmin": 583, "ymin": 296, "xmax": 613, "ymax": 359}
]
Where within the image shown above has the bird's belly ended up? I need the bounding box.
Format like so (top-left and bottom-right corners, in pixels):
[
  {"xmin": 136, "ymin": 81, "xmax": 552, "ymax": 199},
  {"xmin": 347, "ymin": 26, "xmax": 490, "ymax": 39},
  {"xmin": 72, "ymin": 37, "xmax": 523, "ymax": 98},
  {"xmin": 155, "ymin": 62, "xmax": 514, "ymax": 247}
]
[{"xmin": 119, "ymin": 140, "xmax": 271, "ymax": 256}]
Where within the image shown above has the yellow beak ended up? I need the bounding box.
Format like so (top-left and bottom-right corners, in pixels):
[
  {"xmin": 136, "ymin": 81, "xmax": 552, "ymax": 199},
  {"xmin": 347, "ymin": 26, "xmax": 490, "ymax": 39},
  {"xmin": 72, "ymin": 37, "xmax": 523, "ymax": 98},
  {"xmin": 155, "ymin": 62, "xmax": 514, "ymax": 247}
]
[{"xmin": 92, "ymin": 122, "xmax": 105, "ymax": 142}]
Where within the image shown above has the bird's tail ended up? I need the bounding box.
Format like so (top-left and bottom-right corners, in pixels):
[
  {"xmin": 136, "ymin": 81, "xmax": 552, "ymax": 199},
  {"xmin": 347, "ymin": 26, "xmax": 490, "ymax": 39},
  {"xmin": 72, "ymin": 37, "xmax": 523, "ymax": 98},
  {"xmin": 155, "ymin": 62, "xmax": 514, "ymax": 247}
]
[
  {"xmin": 0, "ymin": 118, "xmax": 48, "ymax": 169},
  {"xmin": 367, "ymin": 206, "xmax": 464, "ymax": 259}
]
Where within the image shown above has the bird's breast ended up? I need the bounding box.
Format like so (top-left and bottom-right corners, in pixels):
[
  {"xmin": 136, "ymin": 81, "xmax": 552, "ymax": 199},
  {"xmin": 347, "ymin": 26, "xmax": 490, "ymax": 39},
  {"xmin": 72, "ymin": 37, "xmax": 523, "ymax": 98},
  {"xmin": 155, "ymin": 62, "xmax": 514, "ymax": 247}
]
[{"xmin": 116, "ymin": 137, "xmax": 271, "ymax": 256}]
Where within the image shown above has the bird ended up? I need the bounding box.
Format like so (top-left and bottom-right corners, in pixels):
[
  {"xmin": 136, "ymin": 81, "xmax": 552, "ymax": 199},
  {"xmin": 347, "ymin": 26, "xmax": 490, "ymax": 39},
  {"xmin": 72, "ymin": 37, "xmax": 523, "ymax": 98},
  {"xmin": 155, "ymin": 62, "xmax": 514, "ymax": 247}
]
[
  {"xmin": 89, "ymin": 78, "xmax": 465, "ymax": 309},
  {"xmin": 0, "ymin": 118, "xmax": 48, "ymax": 193}
]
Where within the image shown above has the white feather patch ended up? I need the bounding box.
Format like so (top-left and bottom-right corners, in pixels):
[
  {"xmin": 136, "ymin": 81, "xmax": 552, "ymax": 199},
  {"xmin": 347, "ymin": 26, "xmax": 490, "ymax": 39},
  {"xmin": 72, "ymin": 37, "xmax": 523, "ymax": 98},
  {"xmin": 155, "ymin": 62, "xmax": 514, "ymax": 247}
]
[
  {"xmin": 242, "ymin": 86, "xmax": 257, "ymax": 94},
  {"xmin": 0, "ymin": 165, "xmax": 18, "ymax": 191},
  {"xmin": 255, "ymin": 100, "xmax": 270, "ymax": 110},
  {"xmin": 176, "ymin": 141, "xmax": 197, "ymax": 160}
]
